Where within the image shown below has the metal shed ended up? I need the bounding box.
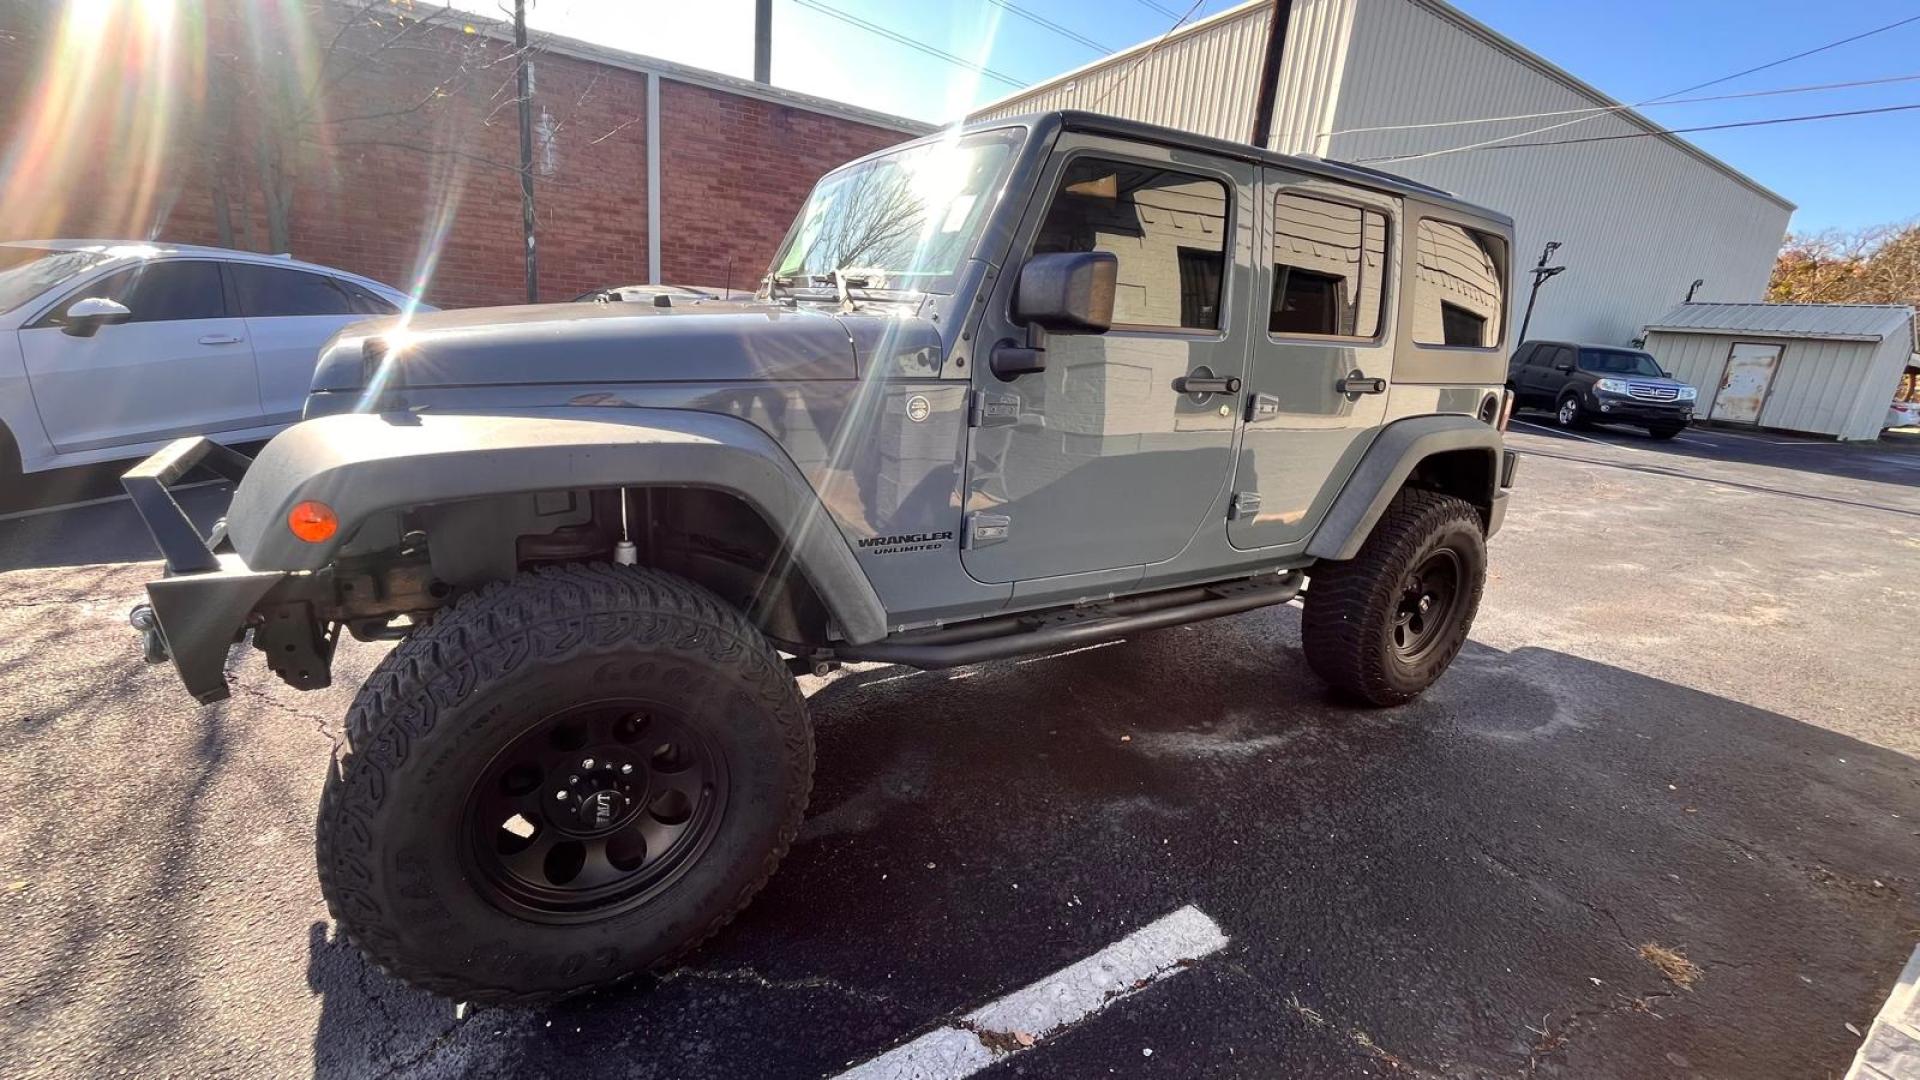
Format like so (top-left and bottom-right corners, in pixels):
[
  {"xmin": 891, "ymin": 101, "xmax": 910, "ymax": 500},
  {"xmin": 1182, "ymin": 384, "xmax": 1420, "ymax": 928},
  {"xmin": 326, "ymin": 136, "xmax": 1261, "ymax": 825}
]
[
  {"xmin": 971, "ymin": 0, "xmax": 1794, "ymax": 347},
  {"xmin": 1640, "ymin": 303, "xmax": 1918, "ymax": 441}
]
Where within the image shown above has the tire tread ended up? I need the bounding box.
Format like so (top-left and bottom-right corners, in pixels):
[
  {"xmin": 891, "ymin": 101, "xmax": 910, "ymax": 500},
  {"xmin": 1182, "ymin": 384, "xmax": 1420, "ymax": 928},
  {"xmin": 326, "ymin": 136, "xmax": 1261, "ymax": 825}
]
[
  {"xmin": 1301, "ymin": 489, "xmax": 1484, "ymax": 707},
  {"xmin": 315, "ymin": 562, "xmax": 811, "ymax": 1005}
]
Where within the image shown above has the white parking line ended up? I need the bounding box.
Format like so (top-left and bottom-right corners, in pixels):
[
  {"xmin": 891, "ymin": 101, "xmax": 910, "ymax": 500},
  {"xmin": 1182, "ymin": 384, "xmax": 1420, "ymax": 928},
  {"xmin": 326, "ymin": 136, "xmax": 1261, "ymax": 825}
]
[
  {"xmin": 1846, "ymin": 945, "xmax": 1920, "ymax": 1080},
  {"xmin": 1510, "ymin": 419, "xmax": 1619, "ymax": 447},
  {"xmin": 833, "ymin": 905, "xmax": 1228, "ymax": 1080}
]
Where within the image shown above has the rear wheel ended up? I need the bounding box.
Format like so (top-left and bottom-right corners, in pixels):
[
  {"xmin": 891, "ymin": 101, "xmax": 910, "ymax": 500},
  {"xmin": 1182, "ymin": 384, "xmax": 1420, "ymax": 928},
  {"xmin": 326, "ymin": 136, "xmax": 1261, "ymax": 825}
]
[
  {"xmin": 317, "ymin": 563, "xmax": 812, "ymax": 1004},
  {"xmin": 1301, "ymin": 490, "xmax": 1486, "ymax": 707}
]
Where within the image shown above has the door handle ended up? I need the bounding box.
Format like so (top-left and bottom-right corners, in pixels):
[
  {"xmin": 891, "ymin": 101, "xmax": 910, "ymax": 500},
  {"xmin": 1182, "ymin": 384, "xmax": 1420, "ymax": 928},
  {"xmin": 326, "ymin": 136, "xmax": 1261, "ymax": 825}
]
[
  {"xmin": 1174, "ymin": 374, "xmax": 1241, "ymax": 395},
  {"xmin": 199, "ymin": 334, "xmax": 244, "ymax": 345},
  {"xmin": 1336, "ymin": 371, "xmax": 1386, "ymax": 397}
]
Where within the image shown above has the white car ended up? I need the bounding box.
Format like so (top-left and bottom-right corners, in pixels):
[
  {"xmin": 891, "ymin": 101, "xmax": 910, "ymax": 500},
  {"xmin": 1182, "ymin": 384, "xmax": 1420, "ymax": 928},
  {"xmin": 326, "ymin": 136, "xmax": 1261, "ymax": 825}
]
[{"xmin": 0, "ymin": 240, "xmax": 424, "ymax": 477}]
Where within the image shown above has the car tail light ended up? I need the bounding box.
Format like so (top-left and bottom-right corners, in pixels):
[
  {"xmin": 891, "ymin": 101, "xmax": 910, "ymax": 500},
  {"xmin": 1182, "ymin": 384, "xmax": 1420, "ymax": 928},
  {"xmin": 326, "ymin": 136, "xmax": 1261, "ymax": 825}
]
[
  {"xmin": 288, "ymin": 500, "xmax": 339, "ymax": 543},
  {"xmin": 1497, "ymin": 389, "xmax": 1516, "ymax": 432}
]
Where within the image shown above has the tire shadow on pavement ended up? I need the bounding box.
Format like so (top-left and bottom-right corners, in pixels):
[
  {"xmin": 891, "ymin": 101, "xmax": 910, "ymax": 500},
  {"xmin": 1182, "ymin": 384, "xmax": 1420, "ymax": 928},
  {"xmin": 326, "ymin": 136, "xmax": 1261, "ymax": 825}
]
[{"xmin": 283, "ymin": 608, "xmax": 1920, "ymax": 1080}]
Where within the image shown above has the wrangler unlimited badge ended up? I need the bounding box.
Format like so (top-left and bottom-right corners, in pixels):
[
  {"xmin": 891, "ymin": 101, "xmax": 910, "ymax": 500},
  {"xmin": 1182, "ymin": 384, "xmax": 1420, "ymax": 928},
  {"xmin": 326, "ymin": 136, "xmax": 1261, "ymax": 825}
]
[{"xmin": 856, "ymin": 531, "xmax": 955, "ymax": 555}]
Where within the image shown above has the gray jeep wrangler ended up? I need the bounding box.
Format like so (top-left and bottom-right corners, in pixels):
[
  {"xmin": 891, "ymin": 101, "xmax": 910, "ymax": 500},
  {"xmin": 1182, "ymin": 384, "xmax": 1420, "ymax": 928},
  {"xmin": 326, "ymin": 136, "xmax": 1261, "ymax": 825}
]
[{"xmin": 122, "ymin": 111, "xmax": 1518, "ymax": 1003}]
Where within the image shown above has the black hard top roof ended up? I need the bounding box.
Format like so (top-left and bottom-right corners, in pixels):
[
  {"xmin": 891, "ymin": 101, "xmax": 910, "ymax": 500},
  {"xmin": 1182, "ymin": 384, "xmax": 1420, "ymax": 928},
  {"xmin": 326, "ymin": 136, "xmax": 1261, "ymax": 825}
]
[{"xmin": 888, "ymin": 110, "xmax": 1513, "ymax": 230}]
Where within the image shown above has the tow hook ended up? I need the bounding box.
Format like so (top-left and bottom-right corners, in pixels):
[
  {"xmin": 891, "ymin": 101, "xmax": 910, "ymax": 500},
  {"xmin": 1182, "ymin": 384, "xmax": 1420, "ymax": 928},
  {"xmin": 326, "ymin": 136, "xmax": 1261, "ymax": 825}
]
[{"xmin": 128, "ymin": 604, "xmax": 170, "ymax": 665}]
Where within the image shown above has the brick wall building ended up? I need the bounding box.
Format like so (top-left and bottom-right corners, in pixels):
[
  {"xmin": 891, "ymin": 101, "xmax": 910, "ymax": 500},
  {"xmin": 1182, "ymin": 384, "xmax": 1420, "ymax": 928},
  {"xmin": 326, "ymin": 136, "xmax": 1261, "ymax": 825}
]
[{"xmin": 0, "ymin": 1, "xmax": 927, "ymax": 308}]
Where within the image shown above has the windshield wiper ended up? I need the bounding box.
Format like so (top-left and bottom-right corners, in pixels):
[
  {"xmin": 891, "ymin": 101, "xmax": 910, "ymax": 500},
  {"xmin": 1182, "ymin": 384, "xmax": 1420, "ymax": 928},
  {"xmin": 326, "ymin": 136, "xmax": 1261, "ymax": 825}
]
[{"xmin": 811, "ymin": 270, "xmax": 879, "ymax": 310}]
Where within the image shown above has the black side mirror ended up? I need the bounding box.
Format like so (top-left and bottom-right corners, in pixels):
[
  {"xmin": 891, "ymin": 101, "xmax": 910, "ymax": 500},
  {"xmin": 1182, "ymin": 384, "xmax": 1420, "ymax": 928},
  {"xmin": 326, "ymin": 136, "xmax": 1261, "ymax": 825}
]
[
  {"xmin": 1554, "ymin": 362, "xmax": 1574, "ymax": 373},
  {"xmin": 1015, "ymin": 251, "xmax": 1117, "ymax": 333},
  {"xmin": 991, "ymin": 252, "xmax": 1118, "ymax": 380},
  {"xmin": 61, "ymin": 296, "xmax": 133, "ymax": 338}
]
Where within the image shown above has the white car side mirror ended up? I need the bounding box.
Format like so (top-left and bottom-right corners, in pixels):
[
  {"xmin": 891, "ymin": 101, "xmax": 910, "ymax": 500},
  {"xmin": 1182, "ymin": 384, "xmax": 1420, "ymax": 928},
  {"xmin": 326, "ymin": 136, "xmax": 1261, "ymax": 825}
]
[{"xmin": 62, "ymin": 296, "xmax": 133, "ymax": 338}]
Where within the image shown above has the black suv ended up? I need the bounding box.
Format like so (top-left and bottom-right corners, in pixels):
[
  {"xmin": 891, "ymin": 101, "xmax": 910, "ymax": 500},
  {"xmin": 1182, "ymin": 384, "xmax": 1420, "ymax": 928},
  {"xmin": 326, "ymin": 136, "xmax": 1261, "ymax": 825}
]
[{"xmin": 1508, "ymin": 340, "xmax": 1698, "ymax": 439}]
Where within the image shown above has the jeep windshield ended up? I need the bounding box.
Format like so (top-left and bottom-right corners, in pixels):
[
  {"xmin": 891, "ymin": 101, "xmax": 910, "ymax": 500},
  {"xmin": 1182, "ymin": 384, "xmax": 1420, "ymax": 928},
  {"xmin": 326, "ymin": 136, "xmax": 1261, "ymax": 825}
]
[
  {"xmin": 768, "ymin": 129, "xmax": 1018, "ymax": 297},
  {"xmin": 1578, "ymin": 349, "xmax": 1664, "ymax": 377}
]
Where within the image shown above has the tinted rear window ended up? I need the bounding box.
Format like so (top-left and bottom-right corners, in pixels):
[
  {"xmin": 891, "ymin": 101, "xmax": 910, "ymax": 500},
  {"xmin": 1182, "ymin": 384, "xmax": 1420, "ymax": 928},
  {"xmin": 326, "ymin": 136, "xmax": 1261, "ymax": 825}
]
[
  {"xmin": 231, "ymin": 264, "xmax": 356, "ymax": 317},
  {"xmin": 339, "ymin": 280, "xmax": 400, "ymax": 315}
]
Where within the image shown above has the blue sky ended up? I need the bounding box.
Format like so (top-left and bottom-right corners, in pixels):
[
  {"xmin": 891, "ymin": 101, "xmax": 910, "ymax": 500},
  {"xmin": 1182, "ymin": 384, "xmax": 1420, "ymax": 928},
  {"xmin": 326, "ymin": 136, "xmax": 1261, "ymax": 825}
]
[{"xmin": 465, "ymin": 0, "xmax": 1920, "ymax": 234}]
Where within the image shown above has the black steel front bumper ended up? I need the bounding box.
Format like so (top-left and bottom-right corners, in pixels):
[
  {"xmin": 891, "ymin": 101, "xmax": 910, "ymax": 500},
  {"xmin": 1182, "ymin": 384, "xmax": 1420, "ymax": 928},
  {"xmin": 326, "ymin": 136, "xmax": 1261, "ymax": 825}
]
[{"xmin": 123, "ymin": 438, "xmax": 290, "ymax": 704}]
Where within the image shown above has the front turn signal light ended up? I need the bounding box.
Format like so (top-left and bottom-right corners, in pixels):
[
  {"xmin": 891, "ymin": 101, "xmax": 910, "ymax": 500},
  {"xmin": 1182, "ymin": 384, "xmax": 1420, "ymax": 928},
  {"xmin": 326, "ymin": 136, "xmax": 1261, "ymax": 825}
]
[{"xmin": 288, "ymin": 500, "xmax": 339, "ymax": 543}]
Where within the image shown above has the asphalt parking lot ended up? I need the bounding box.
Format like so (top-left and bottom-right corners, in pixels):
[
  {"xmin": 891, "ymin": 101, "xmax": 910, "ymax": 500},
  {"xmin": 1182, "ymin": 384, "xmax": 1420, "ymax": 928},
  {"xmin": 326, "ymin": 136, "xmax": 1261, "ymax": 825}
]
[{"xmin": 2, "ymin": 421, "xmax": 1917, "ymax": 1079}]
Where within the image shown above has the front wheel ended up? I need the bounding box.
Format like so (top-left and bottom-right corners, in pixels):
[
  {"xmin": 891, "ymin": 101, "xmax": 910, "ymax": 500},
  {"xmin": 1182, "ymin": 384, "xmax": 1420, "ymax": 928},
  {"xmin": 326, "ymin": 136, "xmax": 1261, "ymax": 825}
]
[
  {"xmin": 316, "ymin": 563, "xmax": 812, "ymax": 1004},
  {"xmin": 1301, "ymin": 490, "xmax": 1487, "ymax": 707},
  {"xmin": 1555, "ymin": 394, "xmax": 1591, "ymax": 430}
]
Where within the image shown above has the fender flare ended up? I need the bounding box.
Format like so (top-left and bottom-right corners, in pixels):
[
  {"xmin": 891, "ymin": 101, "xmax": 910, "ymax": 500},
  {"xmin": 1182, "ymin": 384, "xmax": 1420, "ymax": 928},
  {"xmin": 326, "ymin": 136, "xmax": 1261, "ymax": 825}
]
[
  {"xmin": 224, "ymin": 409, "xmax": 890, "ymax": 644},
  {"xmin": 1305, "ymin": 415, "xmax": 1504, "ymax": 562}
]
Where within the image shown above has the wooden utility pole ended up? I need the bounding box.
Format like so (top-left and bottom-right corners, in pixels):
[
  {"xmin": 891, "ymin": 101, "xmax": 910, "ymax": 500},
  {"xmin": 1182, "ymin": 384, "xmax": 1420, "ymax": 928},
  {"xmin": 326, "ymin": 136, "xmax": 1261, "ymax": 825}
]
[
  {"xmin": 1517, "ymin": 241, "xmax": 1565, "ymax": 346},
  {"xmin": 516, "ymin": 0, "xmax": 538, "ymax": 302},
  {"xmin": 1248, "ymin": 0, "xmax": 1293, "ymax": 149}
]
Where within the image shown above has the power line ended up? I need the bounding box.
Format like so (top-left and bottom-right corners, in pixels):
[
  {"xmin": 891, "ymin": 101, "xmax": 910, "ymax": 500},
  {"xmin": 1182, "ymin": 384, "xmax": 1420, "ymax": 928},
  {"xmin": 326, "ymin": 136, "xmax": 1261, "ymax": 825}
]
[
  {"xmin": 1130, "ymin": 0, "xmax": 1185, "ymax": 19},
  {"xmin": 787, "ymin": 0, "xmax": 1029, "ymax": 89},
  {"xmin": 984, "ymin": 0, "xmax": 1113, "ymax": 56},
  {"xmin": 1355, "ymin": 102, "xmax": 1920, "ymax": 162},
  {"xmin": 1378, "ymin": 11, "xmax": 1920, "ymax": 163},
  {"xmin": 1089, "ymin": 0, "xmax": 1209, "ymax": 110},
  {"xmin": 1326, "ymin": 71, "xmax": 1920, "ymax": 138},
  {"xmin": 1649, "ymin": 12, "xmax": 1920, "ymax": 102}
]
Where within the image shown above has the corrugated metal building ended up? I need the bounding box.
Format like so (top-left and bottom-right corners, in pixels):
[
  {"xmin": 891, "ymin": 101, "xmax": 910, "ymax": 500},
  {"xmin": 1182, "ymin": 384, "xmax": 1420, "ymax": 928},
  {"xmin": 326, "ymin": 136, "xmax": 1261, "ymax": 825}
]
[
  {"xmin": 971, "ymin": 0, "xmax": 1795, "ymax": 347},
  {"xmin": 1641, "ymin": 303, "xmax": 1918, "ymax": 441}
]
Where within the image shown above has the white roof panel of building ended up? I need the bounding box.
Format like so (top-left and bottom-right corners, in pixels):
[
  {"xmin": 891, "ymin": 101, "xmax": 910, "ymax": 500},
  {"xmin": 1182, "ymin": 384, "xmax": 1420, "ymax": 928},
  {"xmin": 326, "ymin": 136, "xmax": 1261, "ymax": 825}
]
[
  {"xmin": 1645, "ymin": 302, "xmax": 1916, "ymax": 344},
  {"xmin": 971, "ymin": 0, "xmax": 1789, "ymax": 211}
]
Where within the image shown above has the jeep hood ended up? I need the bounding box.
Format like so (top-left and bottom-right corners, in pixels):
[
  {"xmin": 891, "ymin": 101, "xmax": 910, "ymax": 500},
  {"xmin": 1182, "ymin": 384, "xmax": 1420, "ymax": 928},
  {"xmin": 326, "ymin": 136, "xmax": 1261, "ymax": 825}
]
[{"xmin": 310, "ymin": 300, "xmax": 873, "ymax": 391}]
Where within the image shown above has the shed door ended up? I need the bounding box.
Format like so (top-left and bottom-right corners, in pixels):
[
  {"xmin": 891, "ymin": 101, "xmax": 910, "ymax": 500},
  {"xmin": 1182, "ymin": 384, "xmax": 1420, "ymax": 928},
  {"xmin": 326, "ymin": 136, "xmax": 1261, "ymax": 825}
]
[{"xmin": 1710, "ymin": 342, "xmax": 1781, "ymax": 424}]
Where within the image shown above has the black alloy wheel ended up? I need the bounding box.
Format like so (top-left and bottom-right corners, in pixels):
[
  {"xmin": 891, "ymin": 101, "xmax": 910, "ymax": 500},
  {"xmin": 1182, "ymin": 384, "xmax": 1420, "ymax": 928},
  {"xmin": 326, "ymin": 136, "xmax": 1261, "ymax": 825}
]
[
  {"xmin": 465, "ymin": 700, "xmax": 728, "ymax": 922},
  {"xmin": 1389, "ymin": 548, "xmax": 1463, "ymax": 665}
]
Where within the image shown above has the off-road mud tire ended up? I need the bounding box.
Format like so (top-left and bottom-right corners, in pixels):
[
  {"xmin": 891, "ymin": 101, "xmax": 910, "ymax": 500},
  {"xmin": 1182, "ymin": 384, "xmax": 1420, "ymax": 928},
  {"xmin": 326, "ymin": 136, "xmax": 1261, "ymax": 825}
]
[
  {"xmin": 316, "ymin": 563, "xmax": 812, "ymax": 1004},
  {"xmin": 1301, "ymin": 489, "xmax": 1486, "ymax": 707}
]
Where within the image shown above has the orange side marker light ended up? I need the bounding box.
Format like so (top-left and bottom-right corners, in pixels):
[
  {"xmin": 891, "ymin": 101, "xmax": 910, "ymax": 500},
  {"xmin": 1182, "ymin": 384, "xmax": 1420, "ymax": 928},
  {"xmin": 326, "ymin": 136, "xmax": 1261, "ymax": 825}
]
[{"xmin": 288, "ymin": 500, "xmax": 339, "ymax": 543}]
